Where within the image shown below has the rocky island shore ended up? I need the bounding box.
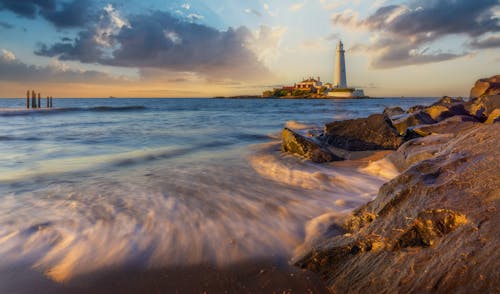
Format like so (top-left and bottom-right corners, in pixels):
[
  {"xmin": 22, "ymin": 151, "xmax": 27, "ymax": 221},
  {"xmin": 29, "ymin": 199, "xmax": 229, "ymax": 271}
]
[{"xmin": 282, "ymin": 76, "xmax": 500, "ymax": 293}]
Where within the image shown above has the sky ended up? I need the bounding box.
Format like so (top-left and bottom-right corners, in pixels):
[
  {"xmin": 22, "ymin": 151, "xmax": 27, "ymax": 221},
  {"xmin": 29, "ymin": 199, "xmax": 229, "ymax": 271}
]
[{"xmin": 0, "ymin": 0, "xmax": 498, "ymax": 98}]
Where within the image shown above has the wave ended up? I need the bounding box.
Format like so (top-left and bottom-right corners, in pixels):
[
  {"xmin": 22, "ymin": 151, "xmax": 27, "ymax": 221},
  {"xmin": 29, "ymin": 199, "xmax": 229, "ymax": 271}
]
[{"xmin": 0, "ymin": 106, "xmax": 146, "ymax": 116}]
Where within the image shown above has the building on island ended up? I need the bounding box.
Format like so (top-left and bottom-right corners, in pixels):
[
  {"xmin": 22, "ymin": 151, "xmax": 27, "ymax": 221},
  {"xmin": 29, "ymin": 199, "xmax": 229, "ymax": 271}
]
[{"xmin": 262, "ymin": 41, "xmax": 366, "ymax": 98}]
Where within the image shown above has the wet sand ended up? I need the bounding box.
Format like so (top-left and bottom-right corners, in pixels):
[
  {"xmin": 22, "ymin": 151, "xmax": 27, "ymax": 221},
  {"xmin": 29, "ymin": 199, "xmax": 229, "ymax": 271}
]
[{"xmin": 0, "ymin": 259, "xmax": 329, "ymax": 293}]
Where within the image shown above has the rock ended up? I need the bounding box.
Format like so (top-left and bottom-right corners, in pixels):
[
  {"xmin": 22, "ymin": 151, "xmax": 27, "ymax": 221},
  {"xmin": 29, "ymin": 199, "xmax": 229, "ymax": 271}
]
[
  {"xmin": 323, "ymin": 114, "xmax": 403, "ymax": 151},
  {"xmin": 423, "ymin": 105, "xmax": 452, "ymax": 121},
  {"xmin": 485, "ymin": 108, "xmax": 500, "ymax": 124},
  {"xmin": 407, "ymin": 105, "xmax": 426, "ymax": 113},
  {"xmin": 387, "ymin": 133, "xmax": 454, "ymax": 171},
  {"xmin": 470, "ymin": 75, "xmax": 500, "ymax": 98},
  {"xmin": 465, "ymin": 94, "xmax": 500, "ymax": 121},
  {"xmin": 431, "ymin": 96, "xmax": 464, "ymax": 107},
  {"xmin": 281, "ymin": 128, "xmax": 342, "ymax": 163},
  {"xmin": 383, "ymin": 106, "xmax": 405, "ymax": 118},
  {"xmin": 391, "ymin": 111, "xmax": 436, "ymax": 135},
  {"xmin": 405, "ymin": 115, "xmax": 480, "ymax": 138},
  {"xmin": 422, "ymin": 97, "xmax": 469, "ymax": 122},
  {"xmin": 294, "ymin": 124, "xmax": 500, "ymax": 293}
]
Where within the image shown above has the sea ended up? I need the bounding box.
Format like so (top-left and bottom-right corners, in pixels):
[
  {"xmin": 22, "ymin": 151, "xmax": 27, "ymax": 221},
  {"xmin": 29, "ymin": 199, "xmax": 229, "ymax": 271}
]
[{"xmin": 0, "ymin": 97, "xmax": 437, "ymax": 292}]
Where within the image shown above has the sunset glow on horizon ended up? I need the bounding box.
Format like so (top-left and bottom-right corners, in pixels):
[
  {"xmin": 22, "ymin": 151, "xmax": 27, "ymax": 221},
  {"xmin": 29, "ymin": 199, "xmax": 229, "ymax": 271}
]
[{"xmin": 0, "ymin": 0, "xmax": 498, "ymax": 98}]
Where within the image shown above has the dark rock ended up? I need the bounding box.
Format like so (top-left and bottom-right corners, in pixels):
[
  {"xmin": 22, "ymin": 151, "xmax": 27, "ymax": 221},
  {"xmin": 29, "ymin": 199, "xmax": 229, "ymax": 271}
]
[
  {"xmin": 485, "ymin": 109, "xmax": 500, "ymax": 124},
  {"xmin": 422, "ymin": 98, "xmax": 469, "ymax": 122},
  {"xmin": 281, "ymin": 128, "xmax": 342, "ymax": 163},
  {"xmin": 465, "ymin": 94, "xmax": 500, "ymax": 121},
  {"xmin": 383, "ymin": 106, "xmax": 405, "ymax": 118},
  {"xmin": 470, "ymin": 75, "xmax": 500, "ymax": 98},
  {"xmin": 323, "ymin": 114, "xmax": 403, "ymax": 151},
  {"xmin": 294, "ymin": 124, "xmax": 500, "ymax": 293},
  {"xmin": 405, "ymin": 115, "xmax": 480, "ymax": 138},
  {"xmin": 431, "ymin": 96, "xmax": 464, "ymax": 107},
  {"xmin": 407, "ymin": 105, "xmax": 426, "ymax": 113},
  {"xmin": 391, "ymin": 111, "xmax": 436, "ymax": 135}
]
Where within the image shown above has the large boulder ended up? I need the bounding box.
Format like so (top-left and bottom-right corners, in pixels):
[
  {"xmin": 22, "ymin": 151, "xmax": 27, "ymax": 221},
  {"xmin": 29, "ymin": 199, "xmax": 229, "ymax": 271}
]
[
  {"xmin": 281, "ymin": 128, "xmax": 342, "ymax": 163},
  {"xmin": 431, "ymin": 96, "xmax": 464, "ymax": 107},
  {"xmin": 294, "ymin": 124, "xmax": 500, "ymax": 293},
  {"xmin": 465, "ymin": 94, "xmax": 500, "ymax": 121},
  {"xmin": 470, "ymin": 75, "xmax": 500, "ymax": 98},
  {"xmin": 323, "ymin": 114, "xmax": 403, "ymax": 151},
  {"xmin": 383, "ymin": 106, "xmax": 405, "ymax": 118},
  {"xmin": 391, "ymin": 111, "xmax": 436, "ymax": 135},
  {"xmin": 422, "ymin": 97, "xmax": 469, "ymax": 122},
  {"xmin": 485, "ymin": 108, "xmax": 500, "ymax": 124},
  {"xmin": 406, "ymin": 115, "xmax": 479, "ymax": 138},
  {"xmin": 406, "ymin": 105, "xmax": 426, "ymax": 114}
]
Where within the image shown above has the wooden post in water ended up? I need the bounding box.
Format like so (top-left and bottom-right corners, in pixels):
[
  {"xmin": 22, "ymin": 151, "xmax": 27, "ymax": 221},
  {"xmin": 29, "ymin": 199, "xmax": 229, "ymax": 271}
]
[
  {"xmin": 46, "ymin": 96, "xmax": 50, "ymax": 108},
  {"xmin": 31, "ymin": 90, "xmax": 36, "ymax": 108},
  {"xmin": 26, "ymin": 90, "xmax": 30, "ymax": 108},
  {"xmin": 37, "ymin": 93, "xmax": 41, "ymax": 108},
  {"xmin": 50, "ymin": 96, "xmax": 53, "ymax": 108}
]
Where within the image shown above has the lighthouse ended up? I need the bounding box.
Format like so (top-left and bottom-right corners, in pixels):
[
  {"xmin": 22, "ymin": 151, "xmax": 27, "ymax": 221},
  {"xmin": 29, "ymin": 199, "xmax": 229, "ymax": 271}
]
[
  {"xmin": 328, "ymin": 40, "xmax": 366, "ymax": 98},
  {"xmin": 334, "ymin": 40, "xmax": 347, "ymax": 88}
]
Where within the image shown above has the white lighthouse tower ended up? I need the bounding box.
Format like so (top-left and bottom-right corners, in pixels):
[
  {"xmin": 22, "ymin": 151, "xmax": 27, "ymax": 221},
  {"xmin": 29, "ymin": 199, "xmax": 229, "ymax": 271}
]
[
  {"xmin": 328, "ymin": 40, "xmax": 366, "ymax": 98},
  {"xmin": 334, "ymin": 40, "xmax": 347, "ymax": 88}
]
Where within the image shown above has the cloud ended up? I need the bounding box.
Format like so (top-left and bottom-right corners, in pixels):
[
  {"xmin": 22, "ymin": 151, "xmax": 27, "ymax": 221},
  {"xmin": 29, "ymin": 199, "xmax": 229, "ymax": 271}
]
[
  {"xmin": 0, "ymin": 0, "xmax": 54, "ymax": 19},
  {"xmin": 289, "ymin": 2, "xmax": 306, "ymax": 12},
  {"xmin": 94, "ymin": 4, "xmax": 130, "ymax": 47},
  {"xmin": 331, "ymin": 0, "xmax": 499, "ymax": 68},
  {"xmin": 181, "ymin": 3, "xmax": 190, "ymax": 10},
  {"xmin": 244, "ymin": 8, "xmax": 262, "ymax": 17},
  {"xmin": 0, "ymin": 21, "xmax": 13, "ymax": 29},
  {"xmin": 1, "ymin": 49, "xmax": 16, "ymax": 61},
  {"xmin": 0, "ymin": 49, "xmax": 123, "ymax": 83},
  {"xmin": 41, "ymin": 0, "xmax": 93, "ymax": 28},
  {"xmin": 187, "ymin": 13, "xmax": 204, "ymax": 21},
  {"xmin": 0, "ymin": 0, "xmax": 94, "ymax": 28},
  {"xmin": 35, "ymin": 10, "xmax": 273, "ymax": 81},
  {"xmin": 469, "ymin": 35, "xmax": 500, "ymax": 49},
  {"xmin": 246, "ymin": 25, "xmax": 287, "ymax": 64}
]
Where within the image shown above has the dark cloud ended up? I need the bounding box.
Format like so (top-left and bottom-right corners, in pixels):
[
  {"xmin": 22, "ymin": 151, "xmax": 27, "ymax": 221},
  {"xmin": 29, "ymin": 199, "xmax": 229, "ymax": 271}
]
[
  {"xmin": 41, "ymin": 0, "xmax": 93, "ymax": 28},
  {"xmin": 36, "ymin": 10, "xmax": 271, "ymax": 80},
  {"xmin": 0, "ymin": 0, "xmax": 93, "ymax": 28},
  {"xmin": 0, "ymin": 21, "xmax": 13, "ymax": 29},
  {"xmin": 363, "ymin": 0, "xmax": 499, "ymax": 41},
  {"xmin": 0, "ymin": 53, "xmax": 122, "ymax": 83},
  {"xmin": 371, "ymin": 42, "xmax": 467, "ymax": 69},
  {"xmin": 332, "ymin": 0, "xmax": 499, "ymax": 68},
  {"xmin": 469, "ymin": 35, "xmax": 500, "ymax": 49},
  {"xmin": 0, "ymin": 0, "xmax": 54, "ymax": 19},
  {"xmin": 36, "ymin": 30, "xmax": 103, "ymax": 62}
]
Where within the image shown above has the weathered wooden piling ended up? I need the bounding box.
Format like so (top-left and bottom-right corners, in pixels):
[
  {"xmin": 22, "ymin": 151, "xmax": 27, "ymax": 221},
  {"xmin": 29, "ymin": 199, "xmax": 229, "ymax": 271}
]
[
  {"xmin": 46, "ymin": 96, "xmax": 50, "ymax": 108},
  {"xmin": 31, "ymin": 90, "xmax": 36, "ymax": 108},
  {"xmin": 26, "ymin": 90, "xmax": 30, "ymax": 108},
  {"xmin": 37, "ymin": 93, "xmax": 41, "ymax": 108},
  {"xmin": 50, "ymin": 96, "xmax": 53, "ymax": 108}
]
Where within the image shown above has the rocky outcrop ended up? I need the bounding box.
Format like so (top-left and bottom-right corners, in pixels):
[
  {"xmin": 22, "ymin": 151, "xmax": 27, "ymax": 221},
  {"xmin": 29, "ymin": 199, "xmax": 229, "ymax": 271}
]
[
  {"xmin": 391, "ymin": 111, "xmax": 436, "ymax": 135},
  {"xmin": 405, "ymin": 115, "xmax": 479, "ymax": 138},
  {"xmin": 485, "ymin": 108, "xmax": 500, "ymax": 124},
  {"xmin": 281, "ymin": 128, "xmax": 342, "ymax": 163},
  {"xmin": 323, "ymin": 114, "xmax": 403, "ymax": 151},
  {"xmin": 383, "ymin": 106, "xmax": 405, "ymax": 118},
  {"xmin": 470, "ymin": 75, "xmax": 500, "ymax": 98},
  {"xmin": 465, "ymin": 95, "xmax": 500, "ymax": 121},
  {"xmin": 294, "ymin": 124, "xmax": 500, "ymax": 293}
]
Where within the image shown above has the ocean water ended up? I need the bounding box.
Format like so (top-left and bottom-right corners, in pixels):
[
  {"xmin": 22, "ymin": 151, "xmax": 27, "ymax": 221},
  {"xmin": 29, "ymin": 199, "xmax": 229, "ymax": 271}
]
[{"xmin": 0, "ymin": 98, "xmax": 436, "ymax": 290}]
